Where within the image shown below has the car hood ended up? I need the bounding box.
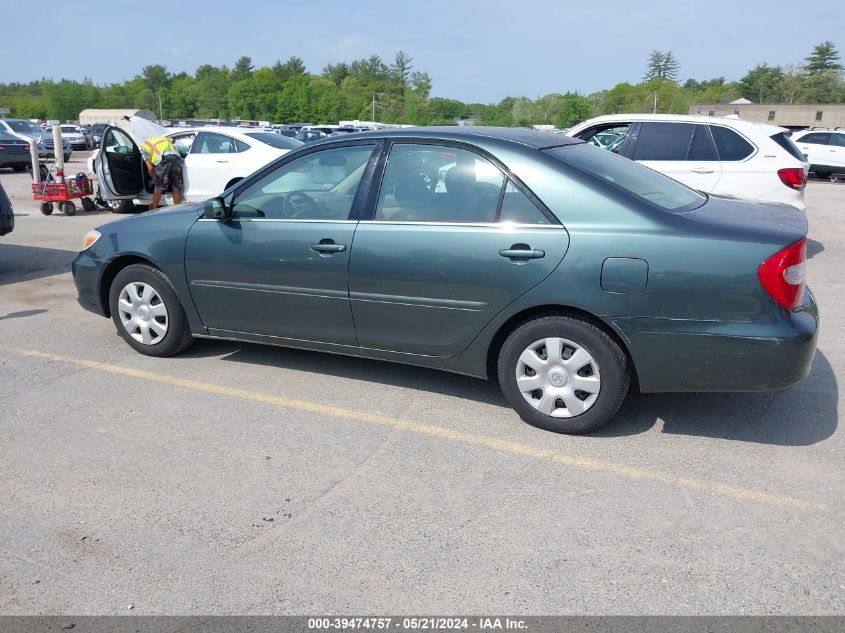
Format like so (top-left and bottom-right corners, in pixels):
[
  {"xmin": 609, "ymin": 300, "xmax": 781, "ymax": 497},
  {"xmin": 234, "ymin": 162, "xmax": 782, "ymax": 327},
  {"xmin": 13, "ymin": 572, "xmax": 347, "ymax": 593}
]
[
  {"xmin": 108, "ymin": 116, "xmax": 169, "ymax": 146},
  {"xmin": 104, "ymin": 202, "xmax": 203, "ymax": 228}
]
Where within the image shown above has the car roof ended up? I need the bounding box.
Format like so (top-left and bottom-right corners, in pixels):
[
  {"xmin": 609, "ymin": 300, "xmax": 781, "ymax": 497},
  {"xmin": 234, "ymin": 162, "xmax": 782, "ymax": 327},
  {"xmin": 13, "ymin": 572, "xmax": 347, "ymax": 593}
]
[
  {"xmin": 573, "ymin": 113, "xmax": 787, "ymax": 136},
  {"xmin": 310, "ymin": 126, "xmax": 582, "ymax": 150}
]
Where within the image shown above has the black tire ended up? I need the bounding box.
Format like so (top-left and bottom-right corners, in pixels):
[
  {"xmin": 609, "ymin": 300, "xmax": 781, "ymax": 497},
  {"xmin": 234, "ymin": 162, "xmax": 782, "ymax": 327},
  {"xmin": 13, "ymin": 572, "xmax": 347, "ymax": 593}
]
[
  {"xmin": 81, "ymin": 197, "xmax": 96, "ymax": 212},
  {"xmin": 107, "ymin": 199, "xmax": 134, "ymax": 213},
  {"xmin": 12, "ymin": 164, "xmax": 27, "ymax": 172},
  {"xmin": 497, "ymin": 316, "xmax": 629, "ymax": 434},
  {"xmin": 62, "ymin": 201, "xmax": 76, "ymax": 216},
  {"xmin": 40, "ymin": 201, "xmax": 53, "ymax": 215},
  {"xmin": 108, "ymin": 264, "xmax": 194, "ymax": 357}
]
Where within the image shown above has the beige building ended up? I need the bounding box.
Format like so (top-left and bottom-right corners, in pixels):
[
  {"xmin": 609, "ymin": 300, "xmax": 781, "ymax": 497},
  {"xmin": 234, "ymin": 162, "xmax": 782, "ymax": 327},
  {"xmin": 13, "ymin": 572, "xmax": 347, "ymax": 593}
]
[{"xmin": 688, "ymin": 102, "xmax": 845, "ymax": 129}]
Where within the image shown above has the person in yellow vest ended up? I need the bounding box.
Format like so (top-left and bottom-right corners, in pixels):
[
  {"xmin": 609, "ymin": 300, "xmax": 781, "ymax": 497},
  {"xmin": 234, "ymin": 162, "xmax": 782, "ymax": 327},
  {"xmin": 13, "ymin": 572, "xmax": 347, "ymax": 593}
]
[{"xmin": 140, "ymin": 135, "xmax": 185, "ymax": 209}]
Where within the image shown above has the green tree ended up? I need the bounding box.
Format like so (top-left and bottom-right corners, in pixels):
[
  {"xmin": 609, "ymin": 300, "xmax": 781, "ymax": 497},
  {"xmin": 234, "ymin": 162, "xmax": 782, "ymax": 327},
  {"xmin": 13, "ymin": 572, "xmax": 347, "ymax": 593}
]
[
  {"xmin": 739, "ymin": 63, "xmax": 784, "ymax": 102},
  {"xmin": 322, "ymin": 62, "xmax": 350, "ymax": 87},
  {"xmin": 644, "ymin": 50, "xmax": 680, "ymax": 81},
  {"xmin": 195, "ymin": 64, "xmax": 229, "ymax": 119},
  {"xmin": 804, "ymin": 41, "xmax": 843, "ymax": 75},
  {"xmin": 557, "ymin": 92, "xmax": 593, "ymax": 127},
  {"xmin": 273, "ymin": 56, "xmax": 307, "ymax": 82},
  {"xmin": 390, "ymin": 50, "xmax": 413, "ymax": 96},
  {"xmin": 804, "ymin": 68, "xmax": 845, "ymax": 103},
  {"xmin": 410, "ymin": 71, "xmax": 432, "ymax": 99},
  {"xmin": 778, "ymin": 66, "xmax": 806, "ymax": 104},
  {"xmin": 231, "ymin": 56, "xmax": 254, "ymax": 81},
  {"xmin": 140, "ymin": 64, "xmax": 170, "ymax": 93}
]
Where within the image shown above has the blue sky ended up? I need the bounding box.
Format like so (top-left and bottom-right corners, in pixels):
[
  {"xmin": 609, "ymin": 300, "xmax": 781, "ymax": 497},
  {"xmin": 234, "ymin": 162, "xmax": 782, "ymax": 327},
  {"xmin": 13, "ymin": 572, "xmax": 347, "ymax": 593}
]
[{"xmin": 2, "ymin": 0, "xmax": 843, "ymax": 103}]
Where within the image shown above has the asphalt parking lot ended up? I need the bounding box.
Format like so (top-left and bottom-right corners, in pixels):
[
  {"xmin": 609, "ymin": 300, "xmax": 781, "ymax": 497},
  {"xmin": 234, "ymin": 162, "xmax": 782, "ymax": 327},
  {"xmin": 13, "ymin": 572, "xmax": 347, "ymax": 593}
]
[{"xmin": 0, "ymin": 159, "xmax": 843, "ymax": 614}]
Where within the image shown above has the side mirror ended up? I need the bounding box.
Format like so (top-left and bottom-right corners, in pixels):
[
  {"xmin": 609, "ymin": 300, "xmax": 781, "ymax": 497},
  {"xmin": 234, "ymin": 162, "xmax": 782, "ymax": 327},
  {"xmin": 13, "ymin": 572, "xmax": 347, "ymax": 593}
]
[{"xmin": 203, "ymin": 196, "xmax": 229, "ymax": 220}]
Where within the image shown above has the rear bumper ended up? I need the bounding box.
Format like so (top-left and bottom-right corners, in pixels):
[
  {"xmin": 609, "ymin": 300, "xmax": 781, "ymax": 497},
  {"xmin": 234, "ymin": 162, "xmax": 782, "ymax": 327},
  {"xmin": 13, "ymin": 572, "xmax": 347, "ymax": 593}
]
[
  {"xmin": 72, "ymin": 251, "xmax": 108, "ymax": 317},
  {"xmin": 612, "ymin": 289, "xmax": 819, "ymax": 392}
]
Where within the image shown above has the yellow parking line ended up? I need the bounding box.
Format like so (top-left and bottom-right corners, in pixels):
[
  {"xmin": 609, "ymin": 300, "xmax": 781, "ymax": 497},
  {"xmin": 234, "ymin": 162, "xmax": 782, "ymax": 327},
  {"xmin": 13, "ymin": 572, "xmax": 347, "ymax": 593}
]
[{"xmin": 5, "ymin": 346, "xmax": 828, "ymax": 512}]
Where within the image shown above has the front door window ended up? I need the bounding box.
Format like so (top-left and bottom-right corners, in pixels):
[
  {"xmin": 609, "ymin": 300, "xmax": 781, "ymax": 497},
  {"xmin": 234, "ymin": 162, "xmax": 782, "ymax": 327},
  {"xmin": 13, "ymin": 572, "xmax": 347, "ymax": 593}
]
[{"xmin": 231, "ymin": 145, "xmax": 376, "ymax": 220}]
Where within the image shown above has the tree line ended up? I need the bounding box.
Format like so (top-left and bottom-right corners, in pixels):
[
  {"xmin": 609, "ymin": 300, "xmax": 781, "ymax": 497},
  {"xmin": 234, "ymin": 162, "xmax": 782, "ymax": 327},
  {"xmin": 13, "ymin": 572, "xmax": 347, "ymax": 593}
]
[{"xmin": 0, "ymin": 43, "xmax": 842, "ymax": 127}]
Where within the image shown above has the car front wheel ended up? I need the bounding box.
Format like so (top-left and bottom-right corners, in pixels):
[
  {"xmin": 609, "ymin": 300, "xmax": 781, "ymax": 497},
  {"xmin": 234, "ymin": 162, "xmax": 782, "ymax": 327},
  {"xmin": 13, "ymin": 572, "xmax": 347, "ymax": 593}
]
[
  {"xmin": 106, "ymin": 199, "xmax": 134, "ymax": 213},
  {"xmin": 108, "ymin": 264, "xmax": 193, "ymax": 357},
  {"xmin": 498, "ymin": 316, "xmax": 629, "ymax": 434}
]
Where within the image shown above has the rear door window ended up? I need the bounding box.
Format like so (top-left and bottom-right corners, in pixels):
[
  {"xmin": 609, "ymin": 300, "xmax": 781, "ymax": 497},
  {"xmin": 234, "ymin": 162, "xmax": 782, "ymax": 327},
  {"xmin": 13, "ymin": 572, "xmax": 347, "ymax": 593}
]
[
  {"xmin": 687, "ymin": 125, "xmax": 718, "ymax": 161},
  {"xmin": 709, "ymin": 126, "xmax": 755, "ymax": 161},
  {"xmin": 375, "ymin": 144, "xmax": 504, "ymax": 223},
  {"xmin": 632, "ymin": 122, "xmax": 696, "ymax": 161},
  {"xmin": 192, "ymin": 132, "xmax": 236, "ymax": 154},
  {"xmin": 499, "ymin": 181, "xmax": 551, "ymax": 225}
]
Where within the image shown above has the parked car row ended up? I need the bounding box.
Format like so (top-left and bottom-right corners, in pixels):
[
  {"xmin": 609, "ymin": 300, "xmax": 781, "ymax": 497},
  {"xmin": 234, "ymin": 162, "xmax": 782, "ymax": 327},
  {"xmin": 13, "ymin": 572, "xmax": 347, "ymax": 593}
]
[
  {"xmin": 0, "ymin": 118, "xmax": 72, "ymax": 163},
  {"xmin": 73, "ymin": 126, "xmax": 818, "ymax": 435}
]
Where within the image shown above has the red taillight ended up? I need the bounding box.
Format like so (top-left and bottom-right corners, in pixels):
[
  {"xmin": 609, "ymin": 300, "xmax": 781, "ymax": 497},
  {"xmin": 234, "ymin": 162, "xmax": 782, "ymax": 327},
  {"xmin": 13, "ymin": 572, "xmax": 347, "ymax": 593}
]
[
  {"xmin": 778, "ymin": 167, "xmax": 806, "ymax": 191},
  {"xmin": 758, "ymin": 238, "xmax": 807, "ymax": 310},
  {"xmin": 24, "ymin": 143, "xmax": 29, "ymax": 150}
]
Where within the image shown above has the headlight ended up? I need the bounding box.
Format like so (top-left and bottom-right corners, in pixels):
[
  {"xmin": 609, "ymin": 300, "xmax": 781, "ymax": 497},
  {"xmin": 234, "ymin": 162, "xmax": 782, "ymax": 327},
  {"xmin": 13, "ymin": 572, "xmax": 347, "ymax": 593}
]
[{"xmin": 83, "ymin": 229, "xmax": 101, "ymax": 250}]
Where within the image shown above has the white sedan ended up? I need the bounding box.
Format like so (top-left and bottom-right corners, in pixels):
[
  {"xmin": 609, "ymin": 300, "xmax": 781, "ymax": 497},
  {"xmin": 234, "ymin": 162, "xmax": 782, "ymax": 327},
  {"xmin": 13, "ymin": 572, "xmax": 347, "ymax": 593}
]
[{"xmin": 91, "ymin": 118, "xmax": 302, "ymax": 211}]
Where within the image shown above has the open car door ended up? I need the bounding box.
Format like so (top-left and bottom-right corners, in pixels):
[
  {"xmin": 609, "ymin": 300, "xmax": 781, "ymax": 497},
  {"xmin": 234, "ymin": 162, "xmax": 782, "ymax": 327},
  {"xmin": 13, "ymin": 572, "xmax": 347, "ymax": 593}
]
[
  {"xmin": 94, "ymin": 126, "xmax": 144, "ymax": 201},
  {"xmin": 94, "ymin": 116, "xmax": 171, "ymax": 201}
]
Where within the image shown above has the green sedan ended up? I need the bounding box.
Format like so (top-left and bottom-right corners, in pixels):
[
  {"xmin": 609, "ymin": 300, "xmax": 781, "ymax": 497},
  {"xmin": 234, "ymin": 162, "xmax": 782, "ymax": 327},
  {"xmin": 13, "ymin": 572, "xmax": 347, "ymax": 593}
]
[{"xmin": 72, "ymin": 127, "xmax": 818, "ymax": 434}]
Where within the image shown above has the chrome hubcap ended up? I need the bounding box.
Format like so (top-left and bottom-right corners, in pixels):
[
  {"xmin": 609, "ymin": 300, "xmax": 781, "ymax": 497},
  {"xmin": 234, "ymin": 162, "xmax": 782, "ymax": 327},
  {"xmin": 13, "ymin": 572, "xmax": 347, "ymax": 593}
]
[
  {"xmin": 117, "ymin": 282, "xmax": 168, "ymax": 345},
  {"xmin": 515, "ymin": 337, "xmax": 601, "ymax": 418}
]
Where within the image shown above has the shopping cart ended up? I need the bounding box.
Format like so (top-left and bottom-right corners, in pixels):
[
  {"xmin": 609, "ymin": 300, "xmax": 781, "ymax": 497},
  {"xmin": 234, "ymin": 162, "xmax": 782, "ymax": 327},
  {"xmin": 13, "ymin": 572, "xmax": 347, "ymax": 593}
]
[{"xmin": 31, "ymin": 167, "xmax": 96, "ymax": 216}]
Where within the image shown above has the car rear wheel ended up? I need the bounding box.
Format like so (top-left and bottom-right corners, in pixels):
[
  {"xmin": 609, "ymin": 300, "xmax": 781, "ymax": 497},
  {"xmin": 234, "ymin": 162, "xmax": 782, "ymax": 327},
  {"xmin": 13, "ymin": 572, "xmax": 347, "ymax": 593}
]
[
  {"xmin": 497, "ymin": 316, "xmax": 629, "ymax": 434},
  {"xmin": 108, "ymin": 264, "xmax": 194, "ymax": 357}
]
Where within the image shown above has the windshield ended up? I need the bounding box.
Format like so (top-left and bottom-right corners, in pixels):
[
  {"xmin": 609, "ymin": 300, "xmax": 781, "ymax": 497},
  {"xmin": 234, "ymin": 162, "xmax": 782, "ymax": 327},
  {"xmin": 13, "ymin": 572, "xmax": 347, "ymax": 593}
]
[
  {"xmin": 61, "ymin": 126, "xmax": 79, "ymax": 133},
  {"xmin": 6, "ymin": 120, "xmax": 43, "ymax": 135},
  {"xmin": 245, "ymin": 132, "xmax": 303, "ymax": 150},
  {"xmin": 544, "ymin": 144, "xmax": 707, "ymax": 213}
]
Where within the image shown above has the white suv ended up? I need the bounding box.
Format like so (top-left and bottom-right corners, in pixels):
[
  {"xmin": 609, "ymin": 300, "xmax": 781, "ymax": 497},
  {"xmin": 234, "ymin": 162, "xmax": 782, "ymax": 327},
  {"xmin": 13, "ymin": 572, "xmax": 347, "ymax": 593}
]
[
  {"xmin": 566, "ymin": 114, "xmax": 809, "ymax": 211},
  {"xmin": 789, "ymin": 129, "xmax": 845, "ymax": 181}
]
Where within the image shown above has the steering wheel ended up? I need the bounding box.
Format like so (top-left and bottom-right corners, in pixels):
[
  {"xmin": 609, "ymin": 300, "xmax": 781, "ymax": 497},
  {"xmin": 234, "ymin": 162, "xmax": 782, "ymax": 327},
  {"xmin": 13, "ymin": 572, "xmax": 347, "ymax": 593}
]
[{"xmin": 284, "ymin": 191, "xmax": 320, "ymax": 218}]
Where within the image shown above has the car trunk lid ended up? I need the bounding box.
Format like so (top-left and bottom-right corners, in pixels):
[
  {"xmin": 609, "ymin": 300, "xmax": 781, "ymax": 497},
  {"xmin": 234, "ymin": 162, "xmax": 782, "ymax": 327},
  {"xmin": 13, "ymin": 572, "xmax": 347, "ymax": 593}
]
[{"xmin": 679, "ymin": 193, "xmax": 807, "ymax": 247}]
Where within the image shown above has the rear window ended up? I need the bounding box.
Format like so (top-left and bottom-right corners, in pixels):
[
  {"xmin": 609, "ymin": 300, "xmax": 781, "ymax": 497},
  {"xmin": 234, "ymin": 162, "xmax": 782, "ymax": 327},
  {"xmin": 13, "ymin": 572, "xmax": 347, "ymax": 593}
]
[
  {"xmin": 245, "ymin": 132, "xmax": 303, "ymax": 150},
  {"xmin": 771, "ymin": 132, "xmax": 807, "ymax": 161},
  {"xmin": 545, "ymin": 144, "xmax": 706, "ymax": 213}
]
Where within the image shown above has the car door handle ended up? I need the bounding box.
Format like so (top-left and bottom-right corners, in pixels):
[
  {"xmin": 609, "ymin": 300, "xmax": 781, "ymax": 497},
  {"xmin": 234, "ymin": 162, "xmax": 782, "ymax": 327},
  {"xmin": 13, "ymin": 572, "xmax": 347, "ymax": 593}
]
[
  {"xmin": 499, "ymin": 248, "xmax": 545, "ymax": 260},
  {"xmin": 311, "ymin": 242, "xmax": 346, "ymax": 253},
  {"xmin": 215, "ymin": 159, "xmax": 230, "ymax": 163},
  {"xmin": 691, "ymin": 166, "xmax": 714, "ymax": 174}
]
